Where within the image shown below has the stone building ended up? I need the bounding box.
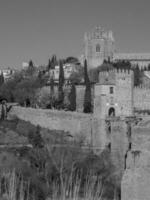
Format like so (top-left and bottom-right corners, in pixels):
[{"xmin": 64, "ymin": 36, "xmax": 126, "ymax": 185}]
[
  {"xmin": 82, "ymin": 26, "xmax": 150, "ymax": 69},
  {"xmin": 76, "ymin": 68, "xmax": 150, "ymax": 118},
  {"xmin": 83, "ymin": 26, "xmax": 114, "ymax": 69},
  {"xmin": 94, "ymin": 69, "xmax": 134, "ymax": 119}
]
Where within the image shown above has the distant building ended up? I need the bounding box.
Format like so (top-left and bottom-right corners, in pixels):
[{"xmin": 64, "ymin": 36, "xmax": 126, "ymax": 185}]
[
  {"xmin": 82, "ymin": 26, "xmax": 150, "ymax": 69},
  {"xmin": 0, "ymin": 68, "xmax": 15, "ymax": 81},
  {"xmin": 113, "ymin": 53, "xmax": 150, "ymax": 69},
  {"xmin": 49, "ymin": 63, "xmax": 80, "ymax": 83},
  {"xmin": 83, "ymin": 26, "xmax": 114, "ymax": 69},
  {"xmin": 22, "ymin": 62, "xmax": 29, "ymax": 69}
]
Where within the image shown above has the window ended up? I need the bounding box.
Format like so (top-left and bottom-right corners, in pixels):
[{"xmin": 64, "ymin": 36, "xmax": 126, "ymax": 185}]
[
  {"xmin": 96, "ymin": 44, "xmax": 100, "ymax": 52},
  {"xmin": 110, "ymin": 87, "xmax": 114, "ymax": 94}
]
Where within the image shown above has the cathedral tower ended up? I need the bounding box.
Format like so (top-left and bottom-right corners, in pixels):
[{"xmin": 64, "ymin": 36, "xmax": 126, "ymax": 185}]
[{"xmin": 84, "ymin": 26, "xmax": 115, "ymax": 69}]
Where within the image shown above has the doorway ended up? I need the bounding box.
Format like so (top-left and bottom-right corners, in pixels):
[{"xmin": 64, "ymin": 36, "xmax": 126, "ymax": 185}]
[{"xmin": 108, "ymin": 107, "xmax": 115, "ymax": 117}]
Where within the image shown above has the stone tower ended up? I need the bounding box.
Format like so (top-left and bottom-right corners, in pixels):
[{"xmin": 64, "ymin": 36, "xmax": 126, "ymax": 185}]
[
  {"xmin": 94, "ymin": 69, "xmax": 134, "ymax": 119},
  {"xmin": 84, "ymin": 26, "xmax": 115, "ymax": 69},
  {"xmin": 115, "ymin": 69, "xmax": 134, "ymax": 116}
]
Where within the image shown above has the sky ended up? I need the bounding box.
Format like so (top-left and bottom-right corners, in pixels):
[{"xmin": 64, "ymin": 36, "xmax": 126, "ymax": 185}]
[{"xmin": 0, "ymin": 0, "xmax": 150, "ymax": 68}]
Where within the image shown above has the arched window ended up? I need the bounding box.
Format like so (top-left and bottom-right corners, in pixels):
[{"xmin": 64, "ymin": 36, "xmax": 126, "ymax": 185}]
[{"xmin": 96, "ymin": 44, "xmax": 100, "ymax": 52}]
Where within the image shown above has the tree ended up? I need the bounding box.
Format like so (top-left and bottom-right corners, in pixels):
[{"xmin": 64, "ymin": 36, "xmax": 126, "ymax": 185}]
[
  {"xmin": 47, "ymin": 59, "xmax": 51, "ymax": 71},
  {"xmin": 14, "ymin": 77, "xmax": 40, "ymax": 106},
  {"xmin": 0, "ymin": 71, "xmax": 23, "ymax": 102},
  {"xmin": 113, "ymin": 60, "xmax": 131, "ymax": 70},
  {"xmin": 65, "ymin": 57, "xmax": 79, "ymax": 64},
  {"xmin": 133, "ymin": 64, "xmax": 143, "ymax": 86},
  {"xmin": 68, "ymin": 83, "xmax": 76, "ymax": 111},
  {"xmin": 97, "ymin": 62, "xmax": 114, "ymax": 72},
  {"xmin": 58, "ymin": 60, "xmax": 64, "ymax": 108},
  {"xmin": 49, "ymin": 75, "xmax": 55, "ymax": 108},
  {"xmin": 88, "ymin": 68, "xmax": 99, "ymax": 83},
  {"xmin": 0, "ymin": 73, "xmax": 4, "ymax": 86},
  {"xmin": 84, "ymin": 59, "xmax": 90, "ymax": 85},
  {"xmin": 26, "ymin": 60, "xmax": 36, "ymax": 76},
  {"xmin": 37, "ymin": 70, "xmax": 45, "ymax": 86},
  {"xmin": 51, "ymin": 55, "xmax": 58, "ymax": 69},
  {"xmin": 83, "ymin": 60, "xmax": 92, "ymax": 113},
  {"xmin": 148, "ymin": 64, "xmax": 150, "ymax": 71},
  {"xmin": 69, "ymin": 65, "xmax": 84, "ymax": 84}
]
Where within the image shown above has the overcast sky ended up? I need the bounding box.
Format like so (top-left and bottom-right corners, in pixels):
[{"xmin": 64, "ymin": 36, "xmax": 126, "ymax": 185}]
[{"xmin": 0, "ymin": 0, "xmax": 150, "ymax": 68}]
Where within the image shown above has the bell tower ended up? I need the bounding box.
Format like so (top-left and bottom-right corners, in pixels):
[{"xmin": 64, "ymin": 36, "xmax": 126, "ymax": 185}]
[{"xmin": 84, "ymin": 26, "xmax": 115, "ymax": 69}]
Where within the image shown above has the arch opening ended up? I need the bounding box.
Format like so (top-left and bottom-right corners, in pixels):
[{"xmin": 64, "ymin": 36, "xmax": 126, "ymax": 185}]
[{"xmin": 108, "ymin": 107, "xmax": 115, "ymax": 117}]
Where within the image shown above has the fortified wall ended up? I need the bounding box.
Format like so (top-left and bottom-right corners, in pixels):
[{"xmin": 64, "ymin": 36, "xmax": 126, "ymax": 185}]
[
  {"xmin": 8, "ymin": 106, "xmax": 108, "ymax": 150},
  {"xmin": 8, "ymin": 106, "xmax": 131, "ymax": 166},
  {"xmin": 9, "ymin": 106, "xmax": 139, "ymax": 200},
  {"xmin": 133, "ymin": 86, "xmax": 150, "ymax": 111},
  {"xmin": 109, "ymin": 119, "xmax": 129, "ymax": 173},
  {"xmin": 121, "ymin": 117, "xmax": 150, "ymax": 200},
  {"xmin": 76, "ymin": 85, "xmax": 94, "ymax": 112}
]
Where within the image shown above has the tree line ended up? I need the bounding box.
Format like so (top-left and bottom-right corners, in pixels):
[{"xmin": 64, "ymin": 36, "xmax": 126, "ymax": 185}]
[{"xmin": 0, "ymin": 56, "xmax": 93, "ymax": 113}]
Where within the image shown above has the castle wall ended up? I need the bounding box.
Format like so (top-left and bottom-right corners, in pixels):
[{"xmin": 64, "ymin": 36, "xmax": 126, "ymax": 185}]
[
  {"xmin": 133, "ymin": 87, "xmax": 150, "ymax": 110},
  {"xmin": 8, "ymin": 106, "xmax": 107, "ymax": 150},
  {"xmin": 76, "ymin": 85, "xmax": 94, "ymax": 113},
  {"xmin": 121, "ymin": 118, "xmax": 150, "ymax": 200},
  {"xmin": 105, "ymin": 119, "xmax": 130, "ymax": 192},
  {"xmin": 115, "ymin": 70, "xmax": 134, "ymax": 116},
  {"xmin": 76, "ymin": 85, "xmax": 85, "ymax": 112},
  {"xmin": 110, "ymin": 120, "xmax": 128, "ymax": 170},
  {"xmin": 9, "ymin": 106, "xmax": 92, "ymax": 145}
]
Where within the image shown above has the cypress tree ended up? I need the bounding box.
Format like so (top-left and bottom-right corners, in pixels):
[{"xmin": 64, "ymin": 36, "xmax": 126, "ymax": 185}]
[
  {"xmin": 0, "ymin": 72, "xmax": 4, "ymax": 86},
  {"xmin": 26, "ymin": 59, "xmax": 35, "ymax": 76},
  {"xmin": 47, "ymin": 59, "xmax": 51, "ymax": 71},
  {"xmin": 83, "ymin": 60, "xmax": 92, "ymax": 113},
  {"xmin": 69, "ymin": 83, "xmax": 76, "ymax": 111},
  {"xmin": 84, "ymin": 59, "xmax": 90, "ymax": 84},
  {"xmin": 134, "ymin": 64, "xmax": 143, "ymax": 86},
  {"xmin": 51, "ymin": 55, "xmax": 57, "ymax": 69},
  {"xmin": 58, "ymin": 60, "xmax": 64, "ymax": 108}
]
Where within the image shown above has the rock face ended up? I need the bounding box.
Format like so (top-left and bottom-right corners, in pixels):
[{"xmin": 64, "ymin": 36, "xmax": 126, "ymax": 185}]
[
  {"xmin": 121, "ymin": 117, "xmax": 150, "ymax": 200},
  {"xmin": 122, "ymin": 168, "xmax": 150, "ymax": 200}
]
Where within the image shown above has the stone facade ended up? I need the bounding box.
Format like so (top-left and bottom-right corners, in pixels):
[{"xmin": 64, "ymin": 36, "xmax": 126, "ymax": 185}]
[
  {"xmin": 92, "ymin": 69, "xmax": 150, "ymax": 118},
  {"xmin": 8, "ymin": 106, "xmax": 110, "ymax": 152},
  {"xmin": 94, "ymin": 69, "xmax": 134, "ymax": 119},
  {"xmin": 133, "ymin": 86, "xmax": 150, "ymax": 111},
  {"xmin": 84, "ymin": 26, "xmax": 114, "ymax": 69},
  {"xmin": 83, "ymin": 26, "xmax": 150, "ymax": 69},
  {"xmin": 114, "ymin": 53, "xmax": 150, "ymax": 69}
]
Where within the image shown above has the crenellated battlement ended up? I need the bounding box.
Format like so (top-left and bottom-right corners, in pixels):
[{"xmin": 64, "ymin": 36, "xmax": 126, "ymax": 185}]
[
  {"xmin": 98, "ymin": 69, "xmax": 133, "ymax": 80},
  {"xmin": 98, "ymin": 70, "xmax": 115, "ymax": 77},
  {"xmin": 115, "ymin": 68, "xmax": 133, "ymax": 75},
  {"xmin": 134, "ymin": 85, "xmax": 150, "ymax": 90}
]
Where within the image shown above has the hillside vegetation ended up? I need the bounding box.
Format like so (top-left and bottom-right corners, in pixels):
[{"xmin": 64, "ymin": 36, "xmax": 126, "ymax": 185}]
[{"xmin": 0, "ymin": 119, "xmax": 119, "ymax": 200}]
